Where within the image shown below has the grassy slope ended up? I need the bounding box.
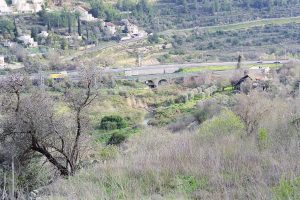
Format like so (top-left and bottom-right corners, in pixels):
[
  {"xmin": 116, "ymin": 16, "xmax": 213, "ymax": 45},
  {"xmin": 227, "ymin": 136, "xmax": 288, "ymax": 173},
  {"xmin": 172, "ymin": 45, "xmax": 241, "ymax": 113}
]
[
  {"xmin": 162, "ymin": 16, "xmax": 300, "ymax": 35},
  {"xmin": 79, "ymin": 16, "xmax": 300, "ymax": 66},
  {"xmin": 46, "ymin": 104, "xmax": 300, "ymax": 199},
  {"xmin": 179, "ymin": 63, "xmax": 283, "ymax": 73}
]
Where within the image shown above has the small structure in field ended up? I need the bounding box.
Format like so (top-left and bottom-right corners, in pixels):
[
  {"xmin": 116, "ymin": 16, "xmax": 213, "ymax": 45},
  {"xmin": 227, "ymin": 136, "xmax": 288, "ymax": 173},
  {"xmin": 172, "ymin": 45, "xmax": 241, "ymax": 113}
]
[
  {"xmin": 12, "ymin": 0, "xmax": 44, "ymax": 13},
  {"xmin": 18, "ymin": 35, "xmax": 38, "ymax": 47},
  {"xmin": 76, "ymin": 6, "xmax": 97, "ymax": 22},
  {"xmin": 104, "ymin": 22, "xmax": 117, "ymax": 35},
  {"xmin": 233, "ymin": 70, "xmax": 269, "ymax": 92},
  {"xmin": 0, "ymin": 55, "xmax": 6, "ymax": 67},
  {"xmin": 37, "ymin": 31, "xmax": 49, "ymax": 38},
  {"xmin": 120, "ymin": 19, "xmax": 148, "ymax": 41}
]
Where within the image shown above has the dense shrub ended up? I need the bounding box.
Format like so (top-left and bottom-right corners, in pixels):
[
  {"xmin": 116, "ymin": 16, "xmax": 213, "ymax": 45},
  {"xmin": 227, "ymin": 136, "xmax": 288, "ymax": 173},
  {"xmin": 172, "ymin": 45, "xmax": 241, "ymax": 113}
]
[
  {"xmin": 199, "ymin": 109, "xmax": 245, "ymax": 136},
  {"xmin": 0, "ymin": 18, "xmax": 15, "ymax": 38},
  {"xmin": 107, "ymin": 132, "xmax": 127, "ymax": 145},
  {"xmin": 99, "ymin": 145, "xmax": 119, "ymax": 160},
  {"xmin": 148, "ymin": 33, "xmax": 160, "ymax": 44},
  {"xmin": 274, "ymin": 178, "xmax": 300, "ymax": 200},
  {"xmin": 100, "ymin": 115, "xmax": 127, "ymax": 130}
]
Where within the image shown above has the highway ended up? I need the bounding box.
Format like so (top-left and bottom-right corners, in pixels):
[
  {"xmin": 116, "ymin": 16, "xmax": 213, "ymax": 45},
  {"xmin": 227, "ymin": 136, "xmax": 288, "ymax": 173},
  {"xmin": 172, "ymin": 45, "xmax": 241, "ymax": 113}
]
[
  {"xmin": 0, "ymin": 59, "xmax": 293, "ymax": 82},
  {"xmin": 101, "ymin": 60, "xmax": 290, "ymax": 75}
]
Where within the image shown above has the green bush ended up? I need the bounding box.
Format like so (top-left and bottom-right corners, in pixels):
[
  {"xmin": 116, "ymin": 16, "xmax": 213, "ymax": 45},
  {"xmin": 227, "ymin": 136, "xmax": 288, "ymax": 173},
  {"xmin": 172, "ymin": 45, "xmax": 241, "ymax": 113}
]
[
  {"xmin": 107, "ymin": 132, "xmax": 127, "ymax": 145},
  {"xmin": 100, "ymin": 115, "xmax": 127, "ymax": 130},
  {"xmin": 274, "ymin": 177, "xmax": 300, "ymax": 200},
  {"xmin": 99, "ymin": 145, "xmax": 119, "ymax": 160},
  {"xmin": 148, "ymin": 33, "xmax": 160, "ymax": 44},
  {"xmin": 257, "ymin": 128, "xmax": 269, "ymax": 150},
  {"xmin": 199, "ymin": 109, "xmax": 245, "ymax": 136}
]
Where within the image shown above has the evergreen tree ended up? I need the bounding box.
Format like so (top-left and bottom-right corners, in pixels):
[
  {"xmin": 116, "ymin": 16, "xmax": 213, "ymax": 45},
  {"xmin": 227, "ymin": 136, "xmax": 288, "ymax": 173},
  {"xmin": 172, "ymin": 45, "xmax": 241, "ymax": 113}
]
[
  {"xmin": 86, "ymin": 25, "xmax": 89, "ymax": 40},
  {"xmin": 13, "ymin": 18, "xmax": 18, "ymax": 38},
  {"xmin": 77, "ymin": 16, "xmax": 81, "ymax": 36},
  {"xmin": 67, "ymin": 14, "xmax": 71, "ymax": 35}
]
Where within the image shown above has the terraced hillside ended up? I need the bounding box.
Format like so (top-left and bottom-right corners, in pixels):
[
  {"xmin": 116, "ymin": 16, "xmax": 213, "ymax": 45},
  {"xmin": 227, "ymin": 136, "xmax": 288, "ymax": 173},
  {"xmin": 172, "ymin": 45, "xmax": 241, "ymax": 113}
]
[{"xmin": 132, "ymin": 0, "xmax": 300, "ymax": 30}]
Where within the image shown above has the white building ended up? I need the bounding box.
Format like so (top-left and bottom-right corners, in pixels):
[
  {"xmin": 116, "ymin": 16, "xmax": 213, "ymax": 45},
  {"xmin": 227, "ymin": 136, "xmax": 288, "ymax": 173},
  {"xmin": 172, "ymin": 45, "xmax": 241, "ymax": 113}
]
[
  {"xmin": 0, "ymin": 55, "xmax": 5, "ymax": 67},
  {"xmin": 76, "ymin": 7, "xmax": 97, "ymax": 22},
  {"xmin": 104, "ymin": 22, "xmax": 116, "ymax": 35},
  {"xmin": 18, "ymin": 35, "xmax": 38, "ymax": 47},
  {"xmin": 12, "ymin": 0, "xmax": 44, "ymax": 13},
  {"xmin": 0, "ymin": 0, "xmax": 11, "ymax": 13},
  {"xmin": 32, "ymin": 0, "xmax": 43, "ymax": 12},
  {"xmin": 126, "ymin": 23, "xmax": 139, "ymax": 35},
  {"xmin": 38, "ymin": 31, "xmax": 49, "ymax": 38},
  {"xmin": 120, "ymin": 33, "xmax": 132, "ymax": 41}
]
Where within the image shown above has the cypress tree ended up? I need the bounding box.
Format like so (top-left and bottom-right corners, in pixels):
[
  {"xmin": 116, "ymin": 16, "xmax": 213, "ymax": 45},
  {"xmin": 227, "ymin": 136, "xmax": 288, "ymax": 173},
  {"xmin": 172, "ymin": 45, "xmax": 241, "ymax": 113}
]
[
  {"xmin": 68, "ymin": 14, "xmax": 71, "ymax": 35},
  {"xmin": 77, "ymin": 16, "xmax": 81, "ymax": 36},
  {"xmin": 13, "ymin": 18, "xmax": 18, "ymax": 38}
]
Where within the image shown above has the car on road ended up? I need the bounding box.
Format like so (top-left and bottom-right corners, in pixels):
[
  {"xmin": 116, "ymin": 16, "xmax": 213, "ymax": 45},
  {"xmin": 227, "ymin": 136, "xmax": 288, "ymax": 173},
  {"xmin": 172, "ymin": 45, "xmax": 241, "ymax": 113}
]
[
  {"xmin": 257, "ymin": 61, "xmax": 263, "ymax": 64},
  {"xmin": 273, "ymin": 61, "xmax": 281, "ymax": 64}
]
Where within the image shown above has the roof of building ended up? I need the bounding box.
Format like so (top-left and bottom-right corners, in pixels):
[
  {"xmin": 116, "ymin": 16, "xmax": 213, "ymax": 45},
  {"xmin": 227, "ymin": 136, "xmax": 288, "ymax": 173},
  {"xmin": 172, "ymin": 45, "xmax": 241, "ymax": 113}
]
[{"xmin": 105, "ymin": 22, "xmax": 115, "ymax": 27}]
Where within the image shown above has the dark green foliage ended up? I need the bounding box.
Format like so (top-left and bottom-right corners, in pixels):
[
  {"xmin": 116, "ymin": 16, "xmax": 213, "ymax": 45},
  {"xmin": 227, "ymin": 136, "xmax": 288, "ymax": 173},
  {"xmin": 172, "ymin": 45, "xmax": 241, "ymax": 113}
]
[
  {"xmin": 89, "ymin": 0, "xmax": 120, "ymax": 21},
  {"xmin": 60, "ymin": 38, "xmax": 68, "ymax": 50},
  {"xmin": 77, "ymin": 16, "xmax": 81, "ymax": 36},
  {"xmin": 106, "ymin": 132, "xmax": 127, "ymax": 145},
  {"xmin": 148, "ymin": 33, "xmax": 159, "ymax": 44},
  {"xmin": 274, "ymin": 177, "xmax": 300, "ymax": 200},
  {"xmin": 100, "ymin": 115, "xmax": 127, "ymax": 130},
  {"xmin": 31, "ymin": 27, "xmax": 38, "ymax": 41},
  {"xmin": 117, "ymin": 0, "xmax": 154, "ymax": 26},
  {"xmin": 125, "ymin": 0, "xmax": 300, "ymax": 31},
  {"xmin": 38, "ymin": 9, "xmax": 77, "ymax": 29},
  {"xmin": 116, "ymin": 0, "xmax": 135, "ymax": 11},
  {"xmin": 67, "ymin": 14, "xmax": 72, "ymax": 34},
  {"xmin": 85, "ymin": 25, "xmax": 89, "ymax": 40},
  {"xmin": 13, "ymin": 18, "xmax": 18, "ymax": 38},
  {"xmin": 5, "ymin": 0, "xmax": 12, "ymax": 5},
  {"xmin": 0, "ymin": 19, "xmax": 15, "ymax": 37}
]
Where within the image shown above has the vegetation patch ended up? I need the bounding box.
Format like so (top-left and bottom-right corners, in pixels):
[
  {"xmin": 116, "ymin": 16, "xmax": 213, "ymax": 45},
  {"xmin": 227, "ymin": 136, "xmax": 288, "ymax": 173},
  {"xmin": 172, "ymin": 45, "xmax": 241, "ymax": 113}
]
[
  {"xmin": 199, "ymin": 109, "xmax": 245, "ymax": 136},
  {"xmin": 274, "ymin": 177, "xmax": 300, "ymax": 200},
  {"xmin": 100, "ymin": 115, "xmax": 128, "ymax": 130}
]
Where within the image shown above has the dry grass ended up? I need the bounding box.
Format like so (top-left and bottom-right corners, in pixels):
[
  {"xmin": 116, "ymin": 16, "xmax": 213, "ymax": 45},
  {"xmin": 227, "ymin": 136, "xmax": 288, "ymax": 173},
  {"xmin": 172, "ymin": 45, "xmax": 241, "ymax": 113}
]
[{"xmin": 44, "ymin": 101, "xmax": 300, "ymax": 199}]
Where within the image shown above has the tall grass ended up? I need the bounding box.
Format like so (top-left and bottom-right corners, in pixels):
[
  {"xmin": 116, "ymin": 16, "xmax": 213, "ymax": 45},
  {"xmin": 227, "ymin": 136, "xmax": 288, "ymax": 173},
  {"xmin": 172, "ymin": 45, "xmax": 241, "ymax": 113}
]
[{"xmin": 45, "ymin": 106, "xmax": 300, "ymax": 199}]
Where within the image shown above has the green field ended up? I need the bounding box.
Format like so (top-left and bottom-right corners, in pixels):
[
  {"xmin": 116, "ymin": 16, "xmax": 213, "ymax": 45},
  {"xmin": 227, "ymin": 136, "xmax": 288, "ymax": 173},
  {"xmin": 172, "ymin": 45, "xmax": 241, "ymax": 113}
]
[
  {"xmin": 178, "ymin": 63, "xmax": 283, "ymax": 73},
  {"xmin": 162, "ymin": 16, "xmax": 300, "ymax": 35}
]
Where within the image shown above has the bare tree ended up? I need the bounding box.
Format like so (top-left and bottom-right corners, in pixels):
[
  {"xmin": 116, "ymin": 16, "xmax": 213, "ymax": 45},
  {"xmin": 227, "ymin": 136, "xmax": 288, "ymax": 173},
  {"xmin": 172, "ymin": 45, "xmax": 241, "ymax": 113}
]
[
  {"xmin": 0, "ymin": 73, "xmax": 29, "ymax": 112},
  {"xmin": 234, "ymin": 91, "xmax": 272, "ymax": 135},
  {"xmin": 9, "ymin": 44, "xmax": 27, "ymax": 62},
  {"xmin": 0, "ymin": 70, "xmax": 98, "ymax": 176}
]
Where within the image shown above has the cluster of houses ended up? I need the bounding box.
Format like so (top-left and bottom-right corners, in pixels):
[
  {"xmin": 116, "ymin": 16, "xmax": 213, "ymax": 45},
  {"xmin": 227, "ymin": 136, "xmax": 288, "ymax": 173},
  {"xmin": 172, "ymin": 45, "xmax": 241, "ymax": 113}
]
[
  {"xmin": 0, "ymin": 0, "xmax": 44, "ymax": 14},
  {"xmin": 75, "ymin": 6, "xmax": 147, "ymax": 40},
  {"xmin": 76, "ymin": 6, "xmax": 98, "ymax": 22},
  {"xmin": 119, "ymin": 19, "xmax": 148, "ymax": 41}
]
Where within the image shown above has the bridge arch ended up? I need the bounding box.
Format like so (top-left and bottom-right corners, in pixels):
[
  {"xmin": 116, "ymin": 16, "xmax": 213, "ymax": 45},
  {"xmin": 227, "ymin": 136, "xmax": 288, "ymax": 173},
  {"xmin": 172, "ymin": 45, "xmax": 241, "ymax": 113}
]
[
  {"xmin": 158, "ymin": 79, "xmax": 168, "ymax": 86},
  {"xmin": 145, "ymin": 80, "xmax": 156, "ymax": 88}
]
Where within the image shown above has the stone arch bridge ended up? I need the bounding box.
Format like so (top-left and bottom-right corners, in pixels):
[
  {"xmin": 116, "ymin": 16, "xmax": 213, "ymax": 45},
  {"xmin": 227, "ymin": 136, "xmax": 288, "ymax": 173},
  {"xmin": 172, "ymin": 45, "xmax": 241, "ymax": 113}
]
[{"xmin": 118, "ymin": 72, "xmax": 203, "ymax": 88}]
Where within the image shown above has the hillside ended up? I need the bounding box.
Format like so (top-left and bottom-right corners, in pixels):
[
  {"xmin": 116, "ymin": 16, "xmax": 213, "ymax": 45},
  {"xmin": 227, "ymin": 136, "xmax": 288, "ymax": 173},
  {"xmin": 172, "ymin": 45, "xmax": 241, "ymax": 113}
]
[{"xmin": 1, "ymin": 1, "xmax": 300, "ymax": 200}]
